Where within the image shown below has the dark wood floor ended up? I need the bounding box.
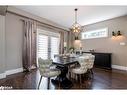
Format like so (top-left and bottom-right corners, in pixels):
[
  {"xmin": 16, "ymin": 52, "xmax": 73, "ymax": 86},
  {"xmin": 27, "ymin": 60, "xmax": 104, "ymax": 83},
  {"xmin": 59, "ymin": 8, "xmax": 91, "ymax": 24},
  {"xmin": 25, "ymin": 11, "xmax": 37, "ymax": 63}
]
[{"xmin": 0, "ymin": 68, "xmax": 127, "ymax": 89}]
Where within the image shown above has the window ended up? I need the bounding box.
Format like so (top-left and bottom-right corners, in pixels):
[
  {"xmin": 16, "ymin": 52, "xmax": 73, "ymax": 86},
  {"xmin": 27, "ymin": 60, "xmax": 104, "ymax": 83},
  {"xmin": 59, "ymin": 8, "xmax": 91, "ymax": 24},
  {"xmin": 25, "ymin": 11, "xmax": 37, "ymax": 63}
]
[
  {"xmin": 51, "ymin": 37, "xmax": 60, "ymax": 59},
  {"xmin": 81, "ymin": 28, "xmax": 108, "ymax": 39},
  {"xmin": 38, "ymin": 34, "xmax": 48, "ymax": 59},
  {"xmin": 37, "ymin": 29, "xmax": 60, "ymax": 59}
]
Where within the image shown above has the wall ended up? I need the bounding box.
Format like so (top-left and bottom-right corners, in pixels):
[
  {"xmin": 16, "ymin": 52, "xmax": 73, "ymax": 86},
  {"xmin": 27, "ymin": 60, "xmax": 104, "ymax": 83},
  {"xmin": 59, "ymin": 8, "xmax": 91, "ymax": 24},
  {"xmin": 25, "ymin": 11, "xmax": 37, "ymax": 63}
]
[
  {"xmin": 0, "ymin": 15, "xmax": 5, "ymax": 75},
  {"xmin": 81, "ymin": 15, "xmax": 127, "ymax": 68},
  {"xmin": 5, "ymin": 13, "xmax": 23, "ymax": 70}
]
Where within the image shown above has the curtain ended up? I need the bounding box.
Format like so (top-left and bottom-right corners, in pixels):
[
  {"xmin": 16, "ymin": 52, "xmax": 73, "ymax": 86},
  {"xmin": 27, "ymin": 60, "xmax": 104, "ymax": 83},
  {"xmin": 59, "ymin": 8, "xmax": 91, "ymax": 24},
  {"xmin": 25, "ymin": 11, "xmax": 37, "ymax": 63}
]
[
  {"xmin": 22, "ymin": 20, "xmax": 37, "ymax": 71},
  {"xmin": 59, "ymin": 31, "xmax": 64, "ymax": 54},
  {"xmin": 67, "ymin": 31, "xmax": 75, "ymax": 48}
]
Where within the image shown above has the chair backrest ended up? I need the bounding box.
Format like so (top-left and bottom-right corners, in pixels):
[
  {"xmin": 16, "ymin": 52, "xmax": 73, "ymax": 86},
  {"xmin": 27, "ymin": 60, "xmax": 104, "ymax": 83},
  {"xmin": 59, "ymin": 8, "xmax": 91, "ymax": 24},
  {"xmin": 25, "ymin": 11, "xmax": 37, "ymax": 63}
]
[
  {"xmin": 89, "ymin": 55, "xmax": 95, "ymax": 63},
  {"xmin": 75, "ymin": 56, "xmax": 88, "ymax": 74},
  {"xmin": 78, "ymin": 54, "xmax": 95, "ymax": 69},
  {"xmin": 77, "ymin": 56, "xmax": 89, "ymax": 69},
  {"xmin": 87, "ymin": 55, "xmax": 95, "ymax": 69},
  {"xmin": 38, "ymin": 58, "xmax": 52, "ymax": 74},
  {"xmin": 77, "ymin": 56, "xmax": 89, "ymax": 64}
]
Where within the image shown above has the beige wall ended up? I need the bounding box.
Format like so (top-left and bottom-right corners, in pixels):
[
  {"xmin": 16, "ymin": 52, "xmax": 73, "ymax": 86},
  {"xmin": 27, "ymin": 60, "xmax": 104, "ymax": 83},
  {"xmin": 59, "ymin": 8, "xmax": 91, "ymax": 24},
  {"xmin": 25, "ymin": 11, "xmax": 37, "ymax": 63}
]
[
  {"xmin": 80, "ymin": 15, "xmax": 127, "ymax": 67},
  {"xmin": 5, "ymin": 13, "xmax": 23, "ymax": 70},
  {"xmin": 0, "ymin": 15, "xmax": 5, "ymax": 74}
]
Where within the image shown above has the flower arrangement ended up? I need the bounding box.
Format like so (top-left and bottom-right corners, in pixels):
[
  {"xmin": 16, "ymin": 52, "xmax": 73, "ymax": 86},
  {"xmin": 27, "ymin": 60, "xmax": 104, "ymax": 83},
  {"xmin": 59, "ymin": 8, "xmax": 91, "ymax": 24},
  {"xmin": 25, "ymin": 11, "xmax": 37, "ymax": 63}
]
[{"xmin": 69, "ymin": 47, "xmax": 75, "ymax": 54}]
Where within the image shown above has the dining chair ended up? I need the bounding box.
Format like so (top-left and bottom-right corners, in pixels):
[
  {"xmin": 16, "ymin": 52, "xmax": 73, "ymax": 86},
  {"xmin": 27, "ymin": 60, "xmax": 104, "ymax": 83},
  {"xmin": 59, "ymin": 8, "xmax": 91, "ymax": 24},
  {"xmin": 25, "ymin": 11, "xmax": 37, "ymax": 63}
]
[
  {"xmin": 38, "ymin": 58, "xmax": 61, "ymax": 89},
  {"xmin": 87, "ymin": 55, "xmax": 95, "ymax": 78},
  {"xmin": 69, "ymin": 56, "xmax": 89, "ymax": 85}
]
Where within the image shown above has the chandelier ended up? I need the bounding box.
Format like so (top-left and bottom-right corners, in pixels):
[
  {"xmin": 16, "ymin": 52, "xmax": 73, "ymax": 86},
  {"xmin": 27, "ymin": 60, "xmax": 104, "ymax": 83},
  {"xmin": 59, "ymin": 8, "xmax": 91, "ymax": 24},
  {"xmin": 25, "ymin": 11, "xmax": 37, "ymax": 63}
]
[{"xmin": 71, "ymin": 8, "xmax": 82, "ymax": 33}]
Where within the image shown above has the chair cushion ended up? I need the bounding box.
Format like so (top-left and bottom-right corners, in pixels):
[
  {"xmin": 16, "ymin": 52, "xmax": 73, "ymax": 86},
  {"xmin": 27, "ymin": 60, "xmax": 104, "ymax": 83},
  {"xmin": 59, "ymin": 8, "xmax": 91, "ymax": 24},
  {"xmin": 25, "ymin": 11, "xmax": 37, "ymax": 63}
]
[
  {"xmin": 40, "ymin": 69, "xmax": 61, "ymax": 77},
  {"xmin": 70, "ymin": 67, "xmax": 87, "ymax": 74}
]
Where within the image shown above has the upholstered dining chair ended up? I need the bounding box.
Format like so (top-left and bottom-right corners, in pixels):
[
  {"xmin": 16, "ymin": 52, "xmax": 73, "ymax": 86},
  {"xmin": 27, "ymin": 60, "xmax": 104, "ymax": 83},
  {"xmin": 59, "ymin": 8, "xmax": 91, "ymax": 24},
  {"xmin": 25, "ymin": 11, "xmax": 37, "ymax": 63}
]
[
  {"xmin": 38, "ymin": 58, "xmax": 61, "ymax": 89},
  {"xmin": 69, "ymin": 56, "xmax": 89, "ymax": 85},
  {"xmin": 87, "ymin": 55, "xmax": 95, "ymax": 78}
]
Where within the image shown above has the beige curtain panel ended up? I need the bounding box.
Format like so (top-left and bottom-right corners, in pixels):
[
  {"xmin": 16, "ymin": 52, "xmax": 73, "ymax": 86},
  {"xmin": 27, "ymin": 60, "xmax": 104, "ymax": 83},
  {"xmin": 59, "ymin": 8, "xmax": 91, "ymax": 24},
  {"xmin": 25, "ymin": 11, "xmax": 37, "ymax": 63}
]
[
  {"xmin": 22, "ymin": 19, "xmax": 66, "ymax": 71},
  {"xmin": 67, "ymin": 31, "xmax": 75, "ymax": 48},
  {"xmin": 22, "ymin": 20, "xmax": 37, "ymax": 71},
  {"xmin": 59, "ymin": 31, "xmax": 64, "ymax": 54}
]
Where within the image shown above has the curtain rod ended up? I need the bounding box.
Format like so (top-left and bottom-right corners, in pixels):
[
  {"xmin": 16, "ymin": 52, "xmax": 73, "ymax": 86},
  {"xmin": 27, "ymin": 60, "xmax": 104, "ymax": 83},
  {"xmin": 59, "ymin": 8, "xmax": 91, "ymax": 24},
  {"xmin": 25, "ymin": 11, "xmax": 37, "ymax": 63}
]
[{"xmin": 6, "ymin": 10, "xmax": 69, "ymax": 32}]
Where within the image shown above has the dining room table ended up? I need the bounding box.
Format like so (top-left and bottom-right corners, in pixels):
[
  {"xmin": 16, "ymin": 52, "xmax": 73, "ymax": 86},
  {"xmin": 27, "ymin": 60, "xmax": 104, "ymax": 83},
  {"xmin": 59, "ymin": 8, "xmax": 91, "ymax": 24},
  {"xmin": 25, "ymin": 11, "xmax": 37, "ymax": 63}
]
[{"xmin": 51, "ymin": 55, "xmax": 79, "ymax": 89}]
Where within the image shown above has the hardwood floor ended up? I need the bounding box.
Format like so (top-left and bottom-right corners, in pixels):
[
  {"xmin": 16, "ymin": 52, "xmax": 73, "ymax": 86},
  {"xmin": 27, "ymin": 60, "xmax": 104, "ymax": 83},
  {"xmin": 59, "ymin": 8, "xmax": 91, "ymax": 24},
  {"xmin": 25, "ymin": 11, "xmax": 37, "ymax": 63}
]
[{"xmin": 0, "ymin": 68, "xmax": 127, "ymax": 89}]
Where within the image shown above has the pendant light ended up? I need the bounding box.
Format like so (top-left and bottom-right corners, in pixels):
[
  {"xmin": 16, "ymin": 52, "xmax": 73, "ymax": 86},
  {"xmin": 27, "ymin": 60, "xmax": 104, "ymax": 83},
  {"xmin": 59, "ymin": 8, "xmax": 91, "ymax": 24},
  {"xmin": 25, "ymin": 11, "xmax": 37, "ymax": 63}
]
[{"xmin": 71, "ymin": 8, "xmax": 82, "ymax": 33}]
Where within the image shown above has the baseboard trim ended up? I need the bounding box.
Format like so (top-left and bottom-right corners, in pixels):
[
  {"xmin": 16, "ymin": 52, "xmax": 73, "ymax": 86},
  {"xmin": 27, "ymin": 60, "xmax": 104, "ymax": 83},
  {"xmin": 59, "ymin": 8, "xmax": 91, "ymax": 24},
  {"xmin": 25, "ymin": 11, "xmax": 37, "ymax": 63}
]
[
  {"xmin": 5, "ymin": 68, "xmax": 23, "ymax": 76},
  {"xmin": 0, "ymin": 72, "xmax": 6, "ymax": 79},
  {"xmin": 0, "ymin": 68, "xmax": 23, "ymax": 79},
  {"xmin": 112, "ymin": 65, "xmax": 127, "ymax": 71}
]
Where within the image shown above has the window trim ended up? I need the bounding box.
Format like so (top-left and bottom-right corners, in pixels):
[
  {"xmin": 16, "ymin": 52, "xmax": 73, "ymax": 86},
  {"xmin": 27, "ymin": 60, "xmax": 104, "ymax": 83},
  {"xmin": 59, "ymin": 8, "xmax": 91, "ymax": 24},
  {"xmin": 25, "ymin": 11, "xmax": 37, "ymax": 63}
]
[{"xmin": 37, "ymin": 28, "xmax": 60, "ymax": 38}]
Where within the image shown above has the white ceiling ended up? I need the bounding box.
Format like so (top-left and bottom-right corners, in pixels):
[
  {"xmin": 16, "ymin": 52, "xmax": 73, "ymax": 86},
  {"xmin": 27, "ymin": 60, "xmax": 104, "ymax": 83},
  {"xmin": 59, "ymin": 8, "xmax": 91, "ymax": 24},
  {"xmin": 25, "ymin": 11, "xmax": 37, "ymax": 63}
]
[{"xmin": 15, "ymin": 6, "xmax": 127, "ymax": 28}]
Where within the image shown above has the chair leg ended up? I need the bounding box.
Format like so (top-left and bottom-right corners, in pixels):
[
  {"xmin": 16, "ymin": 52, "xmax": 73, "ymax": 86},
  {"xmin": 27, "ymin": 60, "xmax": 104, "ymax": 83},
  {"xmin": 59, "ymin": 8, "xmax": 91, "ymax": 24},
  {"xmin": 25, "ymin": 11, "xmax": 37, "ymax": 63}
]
[
  {"xmin": 47, "ymin": 77, "xmax": 50, "ymax": 89},
  {"xmin": 91, "ymin": 69, "xmax": 93, "ymax": 74},
  {"xmin": 72, "ymin": 73, "xmax": 75, "ymax": 79},
  {"xmin": 91, "ymin": 69, "xmax": 94, "ymax": 79},
  {"xmin": 58, "ymin": 80, "xmax": 61, "ymax": 89},
  {"xmin": 79, "ymin": 74, "xmax": 82, "ymax": 88},
  {"xmin": 69, "ymin": 72, "xmax": 71, "ymax": 79},
  {"xmin": 72, "ymin": 73, "xmax": 74, "ymax": 80},
  {"xmin": 77, "ymin": 74, "xmax": 79, "ymax": 82},
  {"xmin": 38, "ymin": 76, "xmax": 42, "ymax": 89},
  {"xmin": 80, "ymin": 75, "xmax": 82, "ymax": 84},
  {"xmin": 75, "ymin": 74, "xmax": 78, "ymax": 81}
]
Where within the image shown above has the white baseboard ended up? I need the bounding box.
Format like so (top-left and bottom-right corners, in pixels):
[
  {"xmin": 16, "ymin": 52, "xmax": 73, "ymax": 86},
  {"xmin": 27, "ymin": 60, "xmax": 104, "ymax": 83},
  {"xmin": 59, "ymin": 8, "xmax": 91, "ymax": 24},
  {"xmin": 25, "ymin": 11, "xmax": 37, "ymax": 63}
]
[
  {"xmin": 0, "ymin": 65, "xmax": 126, "ymax": 79},
  {"xmin": 0, "ymin": 68, "xmax": 23, "ymax": 79},
  {"xmin": 5, "ymin": 68, "xmax": 23, "ymax": 76},
  {"xmin": 0, "ymin": 72, "xmax": 6, "ymax": 79},
  {"xmin": 112, "ymin": 65, "xmax": 127, "ymax": 71}
]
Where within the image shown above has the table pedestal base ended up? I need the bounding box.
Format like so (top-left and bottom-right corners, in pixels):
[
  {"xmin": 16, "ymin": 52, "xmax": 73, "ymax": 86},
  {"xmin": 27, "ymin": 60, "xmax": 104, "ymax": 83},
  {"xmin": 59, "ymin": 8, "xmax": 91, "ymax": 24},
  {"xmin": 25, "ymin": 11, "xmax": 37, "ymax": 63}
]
[{"xmin": 51, "ymin": 65, "xmax": 73, "ymax": 89}]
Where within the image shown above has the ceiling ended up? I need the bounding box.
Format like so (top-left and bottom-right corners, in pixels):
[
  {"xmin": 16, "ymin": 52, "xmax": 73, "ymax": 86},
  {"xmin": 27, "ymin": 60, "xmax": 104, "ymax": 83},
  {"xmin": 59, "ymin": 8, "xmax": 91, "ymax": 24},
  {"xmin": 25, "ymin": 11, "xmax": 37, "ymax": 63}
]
[{"xmin": 15, "ymin": 6, "xmax": 127, "ymax": 28}]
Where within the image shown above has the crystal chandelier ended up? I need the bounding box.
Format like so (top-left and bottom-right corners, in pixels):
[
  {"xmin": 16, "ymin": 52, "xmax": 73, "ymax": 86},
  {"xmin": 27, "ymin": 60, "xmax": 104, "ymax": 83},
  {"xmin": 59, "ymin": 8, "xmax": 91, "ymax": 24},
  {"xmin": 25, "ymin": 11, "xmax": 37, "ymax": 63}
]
[{"xmin": 71, "ymin": 8, "xmax": 82, "ymax": 33}]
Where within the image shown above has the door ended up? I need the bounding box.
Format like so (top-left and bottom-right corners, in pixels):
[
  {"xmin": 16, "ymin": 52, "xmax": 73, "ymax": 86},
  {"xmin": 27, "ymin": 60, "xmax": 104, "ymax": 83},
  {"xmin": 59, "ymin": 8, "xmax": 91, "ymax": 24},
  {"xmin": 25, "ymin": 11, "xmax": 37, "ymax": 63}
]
[{"xmin": 37, "ymin": 29, "xmax": 60, "ymax": 60}]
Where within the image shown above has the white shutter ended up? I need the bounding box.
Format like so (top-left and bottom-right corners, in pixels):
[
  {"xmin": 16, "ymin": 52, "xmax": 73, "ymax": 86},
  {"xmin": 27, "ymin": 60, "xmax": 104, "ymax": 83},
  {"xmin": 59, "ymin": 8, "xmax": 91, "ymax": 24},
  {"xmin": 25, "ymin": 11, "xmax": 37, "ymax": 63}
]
[
  {"xmin": 38, "ymin": 34, "xmax": 48, "ymax": 59},
  {"xmin": 37, "ymin": 29, "xmax": 60, "ymax": 60},
  {"xmin": 51, "ymin": 37, "xmax": 59, "ymax": 59}
]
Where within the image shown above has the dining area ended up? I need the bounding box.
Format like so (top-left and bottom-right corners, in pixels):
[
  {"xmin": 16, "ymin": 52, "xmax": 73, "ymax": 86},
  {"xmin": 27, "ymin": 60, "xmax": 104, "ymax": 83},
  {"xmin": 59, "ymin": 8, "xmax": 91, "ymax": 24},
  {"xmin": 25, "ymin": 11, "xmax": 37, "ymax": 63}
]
[
  {"xmin": 1, "ymin": 6, "xmax": 127, "ymax": 91},
  {"xmin": 1, "ymin": 4, "xmax": 127, "ymax": 95},
  {"xmin": 37, "ymin": 52, "xmax": 95, "ymax": 89}
]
